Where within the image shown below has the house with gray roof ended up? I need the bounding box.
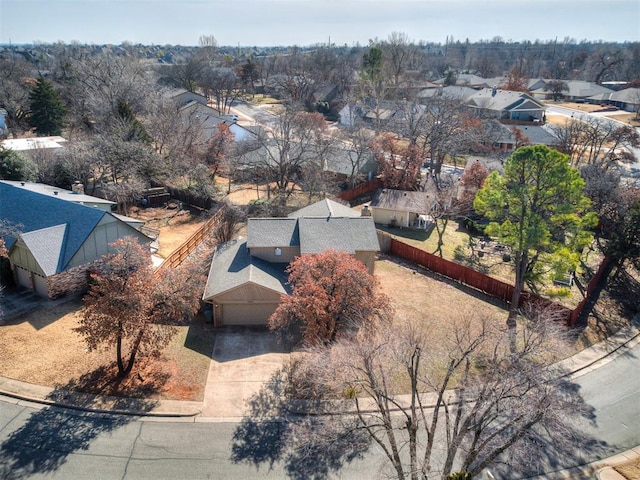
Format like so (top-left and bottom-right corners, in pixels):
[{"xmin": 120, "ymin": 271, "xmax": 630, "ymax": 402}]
[
  {"xmin": 530, "ymin": 80, "xmax": 612, "ymax": 102},
  {"xmin": 466, "ymin": 88, "xmax": 545, "ymax": 123},
  {"xmin": 202, "ymin": 198, "xmax": 379, "ymax": 326},
  {"xmin": 369, "ymin": 188, "xmax": 436, "ymax": 229},
  {"xmin": 0, "ymin": 181, "xmax": 152, "ymax": 299},
  {"xmin": 587, "ymin": 87, "xmax": 640, "ymax": 113}
]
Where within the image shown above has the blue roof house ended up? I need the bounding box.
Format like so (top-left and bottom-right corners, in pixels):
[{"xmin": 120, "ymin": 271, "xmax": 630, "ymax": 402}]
[{"xmin": 0, "ymin": 181, "xmax": 152, "ymax": 298}]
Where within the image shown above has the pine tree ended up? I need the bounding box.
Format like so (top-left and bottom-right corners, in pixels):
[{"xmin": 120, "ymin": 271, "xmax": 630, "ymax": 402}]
[{"xmin": 28, "ymin": 75, "xmax": 67, "ymax": 136}]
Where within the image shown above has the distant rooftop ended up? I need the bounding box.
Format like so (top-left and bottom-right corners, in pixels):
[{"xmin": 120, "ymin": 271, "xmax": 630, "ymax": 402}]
[{"xmin": 1, "ymin": 136, "xmax": 67, "ymax": 151}]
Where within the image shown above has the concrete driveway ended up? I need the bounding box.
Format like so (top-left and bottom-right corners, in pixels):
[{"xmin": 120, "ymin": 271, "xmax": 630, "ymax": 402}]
[{"xmin": 202, "ymin": 327, "xmax": 291, "ymax": 418}]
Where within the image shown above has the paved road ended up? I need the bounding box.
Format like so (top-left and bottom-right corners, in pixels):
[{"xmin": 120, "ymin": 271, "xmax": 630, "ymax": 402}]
[{"xmin": 0, "ymin": 339, "xmax": 638, "ymax": 480}]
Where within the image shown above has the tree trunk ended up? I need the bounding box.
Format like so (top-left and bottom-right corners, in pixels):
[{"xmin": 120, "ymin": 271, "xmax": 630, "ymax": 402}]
[
  {"xmin": 576, "ymin": 256, "xmax": 617, "ymax": 326},
  {"xmin": 121, "ymin": 328, "xmax": 145, "ymax": 377},
  {"xmin": 508, "ymin": 252, "xmax": 527, "ymax": 352},
  {"xmin": 116, "ymin": 321, "xmax": 125, "ymax": 376}
]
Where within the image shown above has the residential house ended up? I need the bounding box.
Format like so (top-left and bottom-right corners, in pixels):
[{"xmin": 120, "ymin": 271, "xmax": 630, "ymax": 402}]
[
  {"xmin": 202, "ymin": 199, "xmax": 379, "ymax": 326},
  {"xmin": 434, "ymin": 73, "xmax": 491, "ymax": 89},
  {"xmin": 165, "ymin": 88, "xmax": 208, "ymax": 108},
  {"xmin": 179, "ymin": 101, "xmax": 257, "ymax": 143},
  {"xmin": 417, "ymin": 85, "xmax": 477, "ymax": 102},
  {"xmin": 369, "ymin": 188, "xmax": 435, "ymax": 229},
  {"xmin": 0, "ymin": 181, "xmax": 153, "ymax": 299},
  {"xmin": 587, "ymin": 87, "xmax": 640, "ymax": 113},
  {"xmin": 466, "ymin": 88, "xmax": 545, "ymax": 123},
  {"xmin": 480, "ymin": 120, "xmax": 560, "ymax": 152},
  {"xmin": 530, "ymin": 80, "xmax": 612, "ymax": 102}
]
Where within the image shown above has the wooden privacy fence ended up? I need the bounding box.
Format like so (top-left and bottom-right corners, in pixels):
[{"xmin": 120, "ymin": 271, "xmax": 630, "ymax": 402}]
[
  {"xmin": 387, "ymin": 236, "xmax": 575, "ymax": 324},
  {"xmin": 155, "ymin": 208, "xmax": 222, "ymax": 274},
  {"xmin": 337, "ymin": 178, "xmax": 382, "ymax": 202}
]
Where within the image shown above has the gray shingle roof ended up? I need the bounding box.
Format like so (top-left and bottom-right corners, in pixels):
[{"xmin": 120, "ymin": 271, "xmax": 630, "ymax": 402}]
[
  {"xmin": 370, "ymin": 189, "xmax": 434, "ymax": 214},
  {"xmin": 247, "ymin": 218, "xmax": 299, "ymax": 248},
  {"xmin": 1, "ymin": 180, "xmax": 115, "ymax": 207},
  {"xmin": 467, "ymin": 88, "xmax": 544, "ymax": 112},
  {"xmin": 298, "ymin": 217, "xmax": 380, "ymax": 254},
  {"xmin": 202, "ymin": 238, "xmax": 289, "ymax": 300},
  {"xmin": 288, "ymin": 199, "xmax": 360, "ymax": 218},
  {"xmin": 20, "ymin": 224, "xmax": 67, "ymax": 276}
]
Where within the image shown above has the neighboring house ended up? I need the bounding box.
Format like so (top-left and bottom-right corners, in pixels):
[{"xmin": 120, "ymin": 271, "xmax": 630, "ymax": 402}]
[
  {"xmin": 434, "ymin": 73, "xmax": 491, "ymax": 89},
  {"xmin": 417, "ymin": 85, "xmax": 477, "ymax": 102},
  {"xmin": 2, "ymin": 180, "xmax": 116, "ymax": 211},
  {"xmin": 0, "ymin": 181, "xmax": 152, "ymax": 299},
  {"xmin": 1, "ymin": 136, "xmax": 67, "ymax": 152},
  {"xmin": 165, "ymin": 88, "xmax": 208, "ymax": 108},
  {"xmin": 467, "ymin": 88, "xmax": 545, "ymax": 123},
  {"xmin": 481, "ymin": 121, "xmax": 560, "ymax": 151},
  {"xmin": 587, "ymin": 87, "xmax": 640, "ymax": 113},
  {"xmin": 202, "ymin": 199, "xmax": 379, "ymax": 326},
  {"xmin": 530, "ymin": 80, "xmax": 612, "ymax": 102},
  {"xmin": 369, "ymin": 188, "xmax": 435, "ymax": 229},
  {"xmin": 179, "ymin": 101, "xmax": 256, "ymax": 143}
]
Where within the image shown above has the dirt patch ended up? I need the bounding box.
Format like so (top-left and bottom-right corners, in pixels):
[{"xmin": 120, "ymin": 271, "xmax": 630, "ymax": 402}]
[
  {"xmin": 555, "ymin": 102, "xmax": 610, "ymax": 113},
  {"xmin": 128, "ymin": 206, "xmax": 208, "ymax": 258}
]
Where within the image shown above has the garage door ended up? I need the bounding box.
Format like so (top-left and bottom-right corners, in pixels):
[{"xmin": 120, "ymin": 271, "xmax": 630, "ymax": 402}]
[
  {"xmin": 221, "ymin": 303, "xmax": 279, "ymax": 326},
  {"xmin": 15, "ymin": 267, "xmax": 32, "ymax": 289},
  {"xmin": 32, "ymin": 273, "xmax": 49, "ymax": 298}
]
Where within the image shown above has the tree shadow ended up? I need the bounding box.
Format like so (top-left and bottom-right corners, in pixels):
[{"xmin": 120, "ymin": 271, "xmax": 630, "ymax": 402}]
[
  {"xmin": 231, "ymin": 368, "xmax": 370, "ymax": 479},
  {"xmin": 0, "ymin": 369, "xmax": 158, "ymax": 479},
  {"xmin": 489, "ymin": 378, "xmax": 616, "ymax": 479}
]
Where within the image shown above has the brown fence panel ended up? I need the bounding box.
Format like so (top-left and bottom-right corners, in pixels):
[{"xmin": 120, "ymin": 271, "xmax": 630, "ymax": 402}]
[
  {"xmin": 155, "ymin": 209, "xmax": 223, "ymax": 275},
  {"xmin": 388, "ymin": 237, "xmax": 572, "ymax": 323},
  {"xmin": 337, "ymin": 179, "xmax": 382, "ymax": 202}
]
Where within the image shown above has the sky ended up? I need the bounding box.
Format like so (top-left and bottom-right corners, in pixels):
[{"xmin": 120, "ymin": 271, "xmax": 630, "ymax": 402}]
[{"xmin": 1, "ymin": 0, "xmax": 639, "ymax": 47}]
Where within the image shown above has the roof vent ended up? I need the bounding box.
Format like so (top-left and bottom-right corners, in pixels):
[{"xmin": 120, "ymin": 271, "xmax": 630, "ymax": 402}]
[
  {"xmin": 53, "ymin": 191, "xmax": 59, "ymax": 195},
  {"xmin": 20, "ymin": 182, "xmax": 25, "ymax": 186}
]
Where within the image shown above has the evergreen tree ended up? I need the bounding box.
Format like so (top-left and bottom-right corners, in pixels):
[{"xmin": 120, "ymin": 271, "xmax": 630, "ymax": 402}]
[{"xmin": 28, "ymin": 75, "xmax": 67, "ymax": 136}]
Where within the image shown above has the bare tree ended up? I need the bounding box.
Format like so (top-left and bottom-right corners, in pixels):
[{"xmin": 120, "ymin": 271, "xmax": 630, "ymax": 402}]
[
  {"xmin": 549, "ymin": 116, "xmax": 639, "ymax": 167},
  {"xmin": 201, "ymin": 67, "xmax": 239, "ymax": 114},
  {"xmin": 256, "ymin": 107, "xmax": 327, "ymax": 202},
  {"xmin": 289, "ymin": 312, "xmax": 595, "ymax": 480}
]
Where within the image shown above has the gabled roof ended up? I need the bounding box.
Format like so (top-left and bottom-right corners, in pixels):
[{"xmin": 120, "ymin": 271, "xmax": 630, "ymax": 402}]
[
  {"xmin": 298, "ymin": 217, "xmax": 380, "ymax": 254},
  {"xmin": 247, "ymin": 218, "xmax": 299, "ymax": 248},
  {"xmin": 370, "ymin": 189, "xmax": 434, "ymax": 214},
  {"xmin": 20, "ymin": 224, "xmax": 67, "ymax": 276},
  {"xmin": 1, "ymin": 181, "xmax": 106, "ymax": 264},
  {"xmin": 588, "ymin": 87, "xmax": 640, "ymax": 104},
  {"xmin": 288, "ymin": 199, "xmax": 359, "ymax": 218},
  {"xmin": 467, "ymin": 88, "xmax": 544, "ymax": 112},
  {"xmin": 0, "ymin": 181, "xmax": 148, "ymax": 275},
  {"xmin": 247, "ymin": 199, "xmax": 379, "ymax": 254},
  {"xmin": 202, "ymin": 238, "xmax": 289, "ymax": 300},
  {"xmin": 418, "ymin": 85, "xmax": 477, "ymax": 101}
]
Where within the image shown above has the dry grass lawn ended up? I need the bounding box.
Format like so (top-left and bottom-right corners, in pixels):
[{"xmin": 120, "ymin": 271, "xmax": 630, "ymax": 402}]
[
  {"xmin": 375, "ymin": 256, "xmax": 507, "ymax": 336},
  {"xmin": 0, "ymin": 298, "xmax": 215, "ymax": 401}
]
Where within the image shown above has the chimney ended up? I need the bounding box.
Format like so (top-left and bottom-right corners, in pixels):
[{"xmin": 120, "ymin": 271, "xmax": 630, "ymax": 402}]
[
  {"xmin": 71, "ymin": 181, "xmax": 84, "ymax": 195},
  {"xmin": 361, "ymin": 205, "xmax": 372, "ymax": 217}
]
